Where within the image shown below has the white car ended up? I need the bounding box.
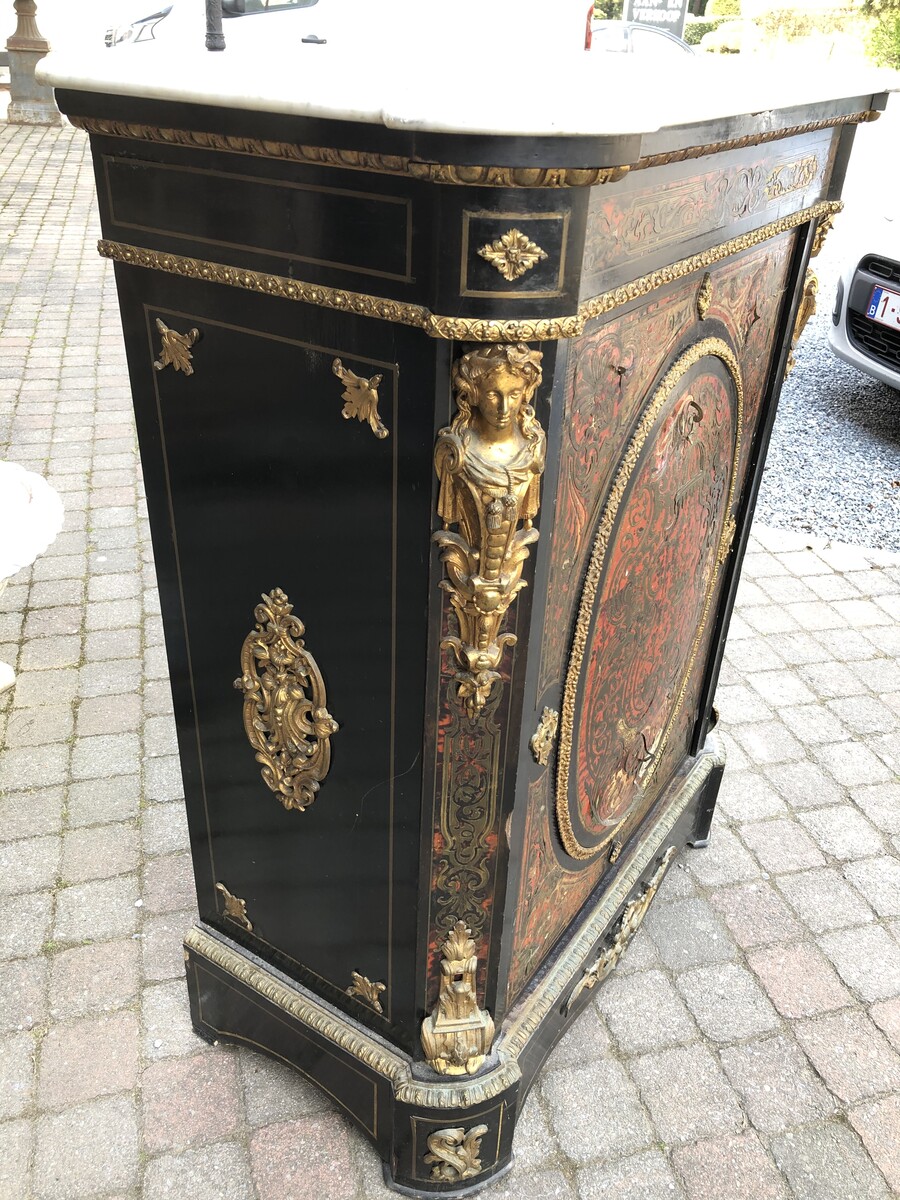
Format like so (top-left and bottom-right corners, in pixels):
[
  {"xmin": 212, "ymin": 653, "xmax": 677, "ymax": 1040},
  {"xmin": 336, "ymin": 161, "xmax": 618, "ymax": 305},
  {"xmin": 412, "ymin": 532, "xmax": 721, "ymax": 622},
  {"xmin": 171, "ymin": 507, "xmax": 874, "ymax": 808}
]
[
  {"xmin": 106, "ymin": 0, "xmax": 330, "ymax": 50},
  {"xmin": 829, "ymin": 218, "xmax": 900, "ymax": 392}
]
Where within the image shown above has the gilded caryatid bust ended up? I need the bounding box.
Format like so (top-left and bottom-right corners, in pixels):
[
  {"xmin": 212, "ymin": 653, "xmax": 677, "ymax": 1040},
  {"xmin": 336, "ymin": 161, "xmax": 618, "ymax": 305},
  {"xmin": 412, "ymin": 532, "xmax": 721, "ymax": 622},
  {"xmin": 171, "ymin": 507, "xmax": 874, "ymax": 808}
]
[{"xmin": 433, "ymin": 344, "xmax": 546, "ymax": 716}]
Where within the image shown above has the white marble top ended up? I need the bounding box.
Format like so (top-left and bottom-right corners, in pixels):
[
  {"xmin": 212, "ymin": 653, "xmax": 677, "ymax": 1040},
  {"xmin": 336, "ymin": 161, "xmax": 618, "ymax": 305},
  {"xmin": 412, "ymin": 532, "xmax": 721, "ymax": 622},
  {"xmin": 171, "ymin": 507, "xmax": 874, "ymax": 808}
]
[{"xmin": 38, "ymin": 2, "xmax": 896, "ymax": 140}]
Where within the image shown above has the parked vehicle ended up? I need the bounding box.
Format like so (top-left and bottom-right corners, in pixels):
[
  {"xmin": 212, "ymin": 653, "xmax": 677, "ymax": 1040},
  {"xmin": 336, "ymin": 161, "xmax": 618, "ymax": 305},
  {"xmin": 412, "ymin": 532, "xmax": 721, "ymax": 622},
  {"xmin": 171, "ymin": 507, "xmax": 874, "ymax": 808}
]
[
  {"xmin": 828, "ymin": 220, "xmax": 900, "ymax": 391},
  {"xmin": 106, "ymin": 0, "xmax": 325, "ymax": 50},
  {"xmin": 589, "ymin": 19, "xmax": 694, "ymax": 57}
]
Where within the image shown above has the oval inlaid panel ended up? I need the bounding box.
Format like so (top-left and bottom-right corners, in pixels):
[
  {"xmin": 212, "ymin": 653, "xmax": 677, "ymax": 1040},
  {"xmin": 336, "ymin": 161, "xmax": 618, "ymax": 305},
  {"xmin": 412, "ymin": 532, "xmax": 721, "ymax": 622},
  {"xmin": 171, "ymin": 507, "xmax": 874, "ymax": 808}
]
[{"xmin": 556, "ymin": 339, "xmax": 742, "ymax": 860}]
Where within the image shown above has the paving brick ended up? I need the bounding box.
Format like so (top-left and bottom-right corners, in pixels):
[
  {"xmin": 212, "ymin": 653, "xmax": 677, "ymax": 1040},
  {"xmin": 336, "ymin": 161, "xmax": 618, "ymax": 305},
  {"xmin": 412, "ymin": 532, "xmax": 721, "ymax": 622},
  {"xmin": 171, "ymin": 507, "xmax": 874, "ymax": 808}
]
[
  {"xmin": 48, "ymin": 938, "xmax": 140, "ymax": 1019},
  {"xmin": 142, "ymin": 910, "xmax": 193, "ymax": 981},
  {"xmin": 672, "ymin": 1132, "xmax": 788, "ymax": 1200},
  {"xmin": 545, "ymin": 1003, "xmax": 611, "ymax": 1068},
  {"xmin": 239, "ymin": 1046, "xmax": 333, "ymax": 1127},
  {"xmin": 0, "ymin": 1118, "xmax": 32, "ymax": 1200},
  {"xmin": 33, "ymin": 1095, "xmax": 139, "ymax": 1200},
  {"xmin": 675, "ymin": 962, "xmax": 780, "ymax": 1042},
  {"xmin": 67, "ymin": 774, "xmax": 141, "ymax": 827},
  {"xmin": 61, "ymin": 821, "xmax": 139, "ymax": 884},
  {"xmin": 0, "ymin": 890, "xmax": 53, "ymax": 962},
  {"xmin": 141, "ymin": 851, "xmax": 196, "ymax": 915},
  {"xmin": 75, "ymin": 691, "xmax": 142, "ymax": 736},
  {"xmin": 643, "ymin": 897, "xmax": 737, "ymax": 969},
  {"xmin": 870, "ymin": 996, "xmax": 900, "ymax": 1050},
  {"xmin": 0, "ymin": 835, "xmax": 60, "ymax": 896},
  {"xmin": 814, "ymin": 627, "xmax": 880, "ymax": 662},
  {"xmin": 798, "ymin": 805, "xmax": 884, "ymax": 860},
  {"xmin": 70, "ymin": 731, "xmax": 140, "ymax": 780},
  {"xmin": 683, "ymin": 826, "xmax": 761, "ymax": 887},
  {"xmin": 0, "ymin": 741, "xmax": 69, "ymax": 790},
  {"xmin": 747, "ymin": 669, "xmax": 817, "ymax": 707},
  {"xmin": 724, "ymin": 638, "xmax": 783, "ymax": 675},
  {"xmin": 38, "ymin": 1010, "xmax": 138, "ymax": 1110},
  {"xmin": 10, "ymin": 666, "xmax": 79, "ymax": 708},
  {"xmin": 720, "ymin": 1033, "xmax": 837, "ymax": 1134},
  {"xmin": 743, "ymin": 605, "xmax": 801, "ymax": 635},
  {"xmin": 794, "ymin": 1009, "xmax": 900, "ymax": 1103},
  {"xmin": 770, "ymin": 1122, "xmax": 890, "ymax": 1200},
  {"xmin": 777, "ymin": 866, "xmax": 874, "ymax": 933},
  {"xmin": 746, "ymin": 941, "xmax": 853, "ymax": 1017},
  {"xmin": 850, "ymin": 655, "xmax": 900, "ymax": 694},
  {"xmin": 848, "ymin": 1096, "xmax": 900, "ymax": 1194},
  {"xmin": 4, "ymin": 701, "xmax": 74, "ymax": 747},
  {"xmin": 798, "ymin": 659, "xmax": 868, "ymax": 698},
  {"xmin": 813, "ymin": 740, "xmax": 893, "ymax": 787},
  {"xmin": 731, "ymin": 721, "xmax": 805, "ymax": 765},
  {"xmin": 844, "ymin": 856, "xmax": 900, "ymax": 916},
  {"xmin": 84, "ymin": 627, "xmax": 142, "ymax": 661},
  {"xmin": 251, "ymin": 1114, "xmax": 356, "ymax": 1200},
  {"xmin": 142, "ymin": 801, "xmax": 190, "ymax": 859},
  {"xmin": 53, "ymin": 875, "xmax": 140, "ymax": 943},
  {"xmin": 713, "ymin": 683, "xmax": 774, "ymax": 725},
  {"xmin": 144, "ymin": 677, "xmax": 175, "ymax": 717},
  {"xmin": 19, "ymin": 634, "xmax": 80, "ymax": 671},
  {"xmin": 596, "ymin": 968, "xmax": 697, "ymax": 1055},
  {"xmin": 0, "ymin": 1030, "xmax": 35, "ymax": 1119},
  {"xmin": 143, "ymin": 980, "xmax": 210, "ymax": 1060},
  {"xmin": 576, "ymin": 1149, "xmax": 683, "ymax": 1200},
  {"xmin": 739, "ymin": 818, "xmax": 825, "ymax": 874},
  {"xmin": 716, "ymin": 771, "xmax": 785, "ymax": 822},
  {"xmin": 543, "ymin": 1057, "xmax": 653, "ymax": 1162},
  {"xmin": 0, "ymin": 956, "xmax": 47, "ymax": 1033},
  {"xmin": 709, "ymin": 880, "xmax": 803, "ymax": 948},
  {"xmin": 818, "ymin": 924, "xmax": 900, "ymax": 1001},
  {"xmin": 78, "ymin": 658, "xmax": 141, "ymax": 698},
  {"xmin": 629, "ymin": 1043, "xmax": 743, "ymax": 1144},
  {"xmin": 0, "ymin": 787, "xmax": 64, "ymax": 843},
  {"xmin": 145, "ymin": 754, "xmax": 186, "ymax": 802},
  {"xmin": 143, "ymin": 1050, "xmax": 242, "ymax": 1152},
  {"xmin": 762, "ymin": 760, "xmax": 845, "ymax": 810},
  {"xmin": 24, "ymin": 605, "xmax": 82, "ymax": 638}
]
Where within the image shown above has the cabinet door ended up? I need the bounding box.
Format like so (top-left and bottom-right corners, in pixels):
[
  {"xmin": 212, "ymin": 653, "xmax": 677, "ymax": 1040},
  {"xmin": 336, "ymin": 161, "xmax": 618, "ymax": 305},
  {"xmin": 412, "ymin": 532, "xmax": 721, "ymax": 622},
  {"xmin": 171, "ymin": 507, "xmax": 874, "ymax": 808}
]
[{"xmin": 114, "ymin": 264, "xmax": 434, "ymax": 1043}]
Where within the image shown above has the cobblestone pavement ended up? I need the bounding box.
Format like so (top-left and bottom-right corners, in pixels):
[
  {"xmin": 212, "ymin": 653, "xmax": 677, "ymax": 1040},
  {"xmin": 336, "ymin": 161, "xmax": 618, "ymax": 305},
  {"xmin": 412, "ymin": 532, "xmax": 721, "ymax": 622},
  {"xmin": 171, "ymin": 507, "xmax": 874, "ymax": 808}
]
[{"xmin": 2, "ymin": 122, "xmax": 900, "ymax": 1200}]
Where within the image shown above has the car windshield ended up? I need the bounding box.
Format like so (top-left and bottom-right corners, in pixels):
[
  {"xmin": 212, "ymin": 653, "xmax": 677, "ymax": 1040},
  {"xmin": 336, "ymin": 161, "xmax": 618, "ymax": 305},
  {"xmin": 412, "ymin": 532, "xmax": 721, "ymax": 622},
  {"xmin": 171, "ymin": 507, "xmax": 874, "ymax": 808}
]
[{"xmin": 222, "ymin": 0, "xmax": 319, "ymax": 14}]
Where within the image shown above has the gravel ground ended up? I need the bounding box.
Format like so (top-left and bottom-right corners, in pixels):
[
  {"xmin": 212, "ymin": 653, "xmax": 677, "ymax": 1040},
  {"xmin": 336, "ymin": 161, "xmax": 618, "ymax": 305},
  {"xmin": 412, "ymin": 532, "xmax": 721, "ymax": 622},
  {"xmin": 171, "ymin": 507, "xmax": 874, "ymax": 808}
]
[{"xmin": 756, "ymin": 104, "xmax": 900, "ymax": 553}]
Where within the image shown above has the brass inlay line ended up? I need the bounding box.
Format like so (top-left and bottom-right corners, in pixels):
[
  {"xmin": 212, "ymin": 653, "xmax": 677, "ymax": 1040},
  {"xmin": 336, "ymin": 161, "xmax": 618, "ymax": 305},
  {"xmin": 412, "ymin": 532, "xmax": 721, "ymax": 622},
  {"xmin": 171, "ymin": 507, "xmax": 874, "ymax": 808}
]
[
  {"xmin": 71, "ymin": 111, "xmax": 878, "ymax": 186},
  {"xmin": 98, "ymin": 200, "xmax": 842, "ymax": 342}
]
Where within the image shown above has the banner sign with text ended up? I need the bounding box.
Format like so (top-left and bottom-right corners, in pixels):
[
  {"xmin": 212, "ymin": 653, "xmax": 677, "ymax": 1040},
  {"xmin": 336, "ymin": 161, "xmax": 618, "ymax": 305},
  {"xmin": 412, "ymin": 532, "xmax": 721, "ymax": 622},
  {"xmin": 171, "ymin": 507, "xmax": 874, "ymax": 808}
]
[{"xmin": 624, "ymin": 0, "xmax": 689, "ymax": 38}]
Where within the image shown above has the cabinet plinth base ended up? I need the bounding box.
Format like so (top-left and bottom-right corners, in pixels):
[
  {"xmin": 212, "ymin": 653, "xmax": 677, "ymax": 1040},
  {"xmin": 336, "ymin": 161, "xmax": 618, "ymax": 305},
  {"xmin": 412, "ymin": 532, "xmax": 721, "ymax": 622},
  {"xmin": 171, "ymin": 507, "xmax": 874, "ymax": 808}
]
[{"xmin": 184, "ymin": 733, "xmax": 725, "ymax": 1195}]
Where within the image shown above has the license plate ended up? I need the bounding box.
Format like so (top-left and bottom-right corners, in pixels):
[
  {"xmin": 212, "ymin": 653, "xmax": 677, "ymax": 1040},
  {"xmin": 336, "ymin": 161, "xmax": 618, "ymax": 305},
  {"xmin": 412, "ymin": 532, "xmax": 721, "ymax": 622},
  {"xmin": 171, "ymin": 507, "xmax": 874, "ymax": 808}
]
[{"xmin": 867, "ymin": 284, "xmax": 900, "ymax": 330}]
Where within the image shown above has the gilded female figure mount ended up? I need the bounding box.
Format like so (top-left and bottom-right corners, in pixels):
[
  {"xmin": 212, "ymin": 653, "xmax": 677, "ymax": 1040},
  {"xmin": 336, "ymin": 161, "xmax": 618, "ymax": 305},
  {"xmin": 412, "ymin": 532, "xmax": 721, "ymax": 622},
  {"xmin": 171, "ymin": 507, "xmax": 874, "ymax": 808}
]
[{"xmin": 434, "ymin": 344, "xmax": 546, "ymax": 716}]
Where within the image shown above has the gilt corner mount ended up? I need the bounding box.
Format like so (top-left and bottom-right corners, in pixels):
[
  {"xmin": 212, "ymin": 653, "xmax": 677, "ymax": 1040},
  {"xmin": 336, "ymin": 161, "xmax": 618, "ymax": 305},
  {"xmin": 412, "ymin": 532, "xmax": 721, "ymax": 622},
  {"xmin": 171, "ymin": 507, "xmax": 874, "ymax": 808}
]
[{"xmin": 433, "ymin": 344, "xmax": 546, "ymax": 717}]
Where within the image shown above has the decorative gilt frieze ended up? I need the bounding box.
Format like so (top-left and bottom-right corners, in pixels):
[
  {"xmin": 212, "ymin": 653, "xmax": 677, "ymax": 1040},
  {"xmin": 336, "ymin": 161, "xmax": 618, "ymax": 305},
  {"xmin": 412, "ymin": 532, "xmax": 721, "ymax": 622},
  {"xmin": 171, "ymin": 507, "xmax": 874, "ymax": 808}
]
[
  {"xmin": 764, "ymin": 154, "xmax": 819, "ymax": 200},
  {"xmin": 421, "ymin": 921, "xmax": 495, "ymax": 1076},
  {"xmin": 785, "ymin": 269, "xmax": 819, "ymax": 377},
  {"xmin": 697, "ymin": 272, "xmax": 712, "ymax": 321},
  {"xmin": 424, "ymin": 1124, "xmax": 490, "ymax": 1183},
  {"xmin": 530, "ymin": 707, "xmax": 559, "ymax": 766},
  {"xmin": 98, "ymin": 200, "xmax": 842, "ymax": 342},
  {"xmin": 566, "ymin": 847, "xmax": 676, "ymax": 1012},
  {"xmin": 153, "ymin": 317, "xmax": 199, "ymax": 375},
  {"xmin": 331, "ymin": 359, "xmax": 388, "ymax": 439},
  {"xmin": 234, "ymin": 589, "xmax": 339, "ymax": 812},
  {"xmin": 215, "ymin": 882, "xmax": 253, "ymax": 932},
  {"xmin": 346, "ymin": 971, "xmax": 386, "ymax": 1014},
  {"xmin": 478, "ymin": 228, "xmax": 549, "ymax": 282},
  {"xmin": 434, "ymin": 345, "xmax": 546, "ymax": 716}
]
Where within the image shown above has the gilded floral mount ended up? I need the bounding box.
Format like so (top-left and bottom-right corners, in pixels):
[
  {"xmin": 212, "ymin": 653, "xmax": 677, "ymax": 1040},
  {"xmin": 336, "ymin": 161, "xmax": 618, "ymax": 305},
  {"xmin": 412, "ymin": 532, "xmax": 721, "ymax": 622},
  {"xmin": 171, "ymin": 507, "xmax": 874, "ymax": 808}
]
[
  {"xmin": 234, "ymin": 589, "xmax": 339, "ymax": 811},
  {"xmin": 421, "ymin": 921, "xmax": 495, "ymax": 1076},
  {"xmin": 424, "ymin": 1125, "xmax": 490, "ymax": 1183},
  {"xmin": 478, "ymin": 228, "xmax": 549, "ymax": 282},
  {"xmin": 434, "ymin": 345, "xmax": 546, "ymax": 717}
]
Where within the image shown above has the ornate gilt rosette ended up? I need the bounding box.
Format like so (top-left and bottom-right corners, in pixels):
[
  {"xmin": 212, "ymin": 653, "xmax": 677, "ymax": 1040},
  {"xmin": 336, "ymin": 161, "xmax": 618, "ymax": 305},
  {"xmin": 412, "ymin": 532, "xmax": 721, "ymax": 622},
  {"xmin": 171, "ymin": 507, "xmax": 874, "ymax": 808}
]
[
  {"xmin": 421, "ymin": 921, "xmax": 495, "ymax": 1076},
  {"xmin": 434, "ymin": 345, "xmax": 546, "ymax": 716},
  {"xmin": 234, "ymin": 589, "xmax": 338, "ymax": 812},
  {"xmin": 478, "ymin": 228, "xmax": 549, "ymax": 282}
]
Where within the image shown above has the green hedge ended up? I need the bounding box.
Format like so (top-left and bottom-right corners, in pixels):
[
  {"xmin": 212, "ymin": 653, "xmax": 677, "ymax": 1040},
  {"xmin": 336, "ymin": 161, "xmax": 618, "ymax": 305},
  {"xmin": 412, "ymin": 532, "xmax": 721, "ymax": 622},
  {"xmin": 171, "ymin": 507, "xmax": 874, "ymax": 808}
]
[
  {"xmin": 868, "ymin": 11, "xmax": 900, "ymax": 65},
  {"xmin": 756, "ymin": 6, "xmax": 861, "ymax": 38},
  {"xmin": 684, "ymin": 15, "xmax": 726, "ymax": 42},
  {"xmin": 706, "ymin": 0, "xmax": 741, "ymax": 16},
  {"xmin": 594, "ymin": 0, "xmax": 624, "ymax": 18}
]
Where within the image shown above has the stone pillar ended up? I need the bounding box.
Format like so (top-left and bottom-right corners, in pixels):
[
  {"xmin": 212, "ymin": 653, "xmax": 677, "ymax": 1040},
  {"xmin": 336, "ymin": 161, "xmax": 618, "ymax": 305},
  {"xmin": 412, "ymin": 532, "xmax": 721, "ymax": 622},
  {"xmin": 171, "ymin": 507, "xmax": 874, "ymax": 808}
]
[{"xmin": 6, "ymin": 0, "xmax": 60, "ymax": 125}]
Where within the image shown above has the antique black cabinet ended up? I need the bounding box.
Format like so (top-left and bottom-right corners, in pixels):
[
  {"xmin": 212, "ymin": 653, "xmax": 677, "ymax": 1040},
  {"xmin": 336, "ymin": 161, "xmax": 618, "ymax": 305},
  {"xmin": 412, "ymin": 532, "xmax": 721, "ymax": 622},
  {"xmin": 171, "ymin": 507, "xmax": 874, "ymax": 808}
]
[{"xmin": 43, "ymin": 44, "xmax": 889, "ymax": 1195}]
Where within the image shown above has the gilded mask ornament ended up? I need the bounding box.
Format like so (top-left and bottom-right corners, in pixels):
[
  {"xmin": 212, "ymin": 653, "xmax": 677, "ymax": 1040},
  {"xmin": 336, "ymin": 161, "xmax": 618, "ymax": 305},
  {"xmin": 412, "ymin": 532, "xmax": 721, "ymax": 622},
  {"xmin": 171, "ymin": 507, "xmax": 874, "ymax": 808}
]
[
  {"xmin": 434, "ymin": 344, "xmax": 546, "ymax": 717},
  {"xmin": 234, "ymin": 589, "xmax": 339, "ymax": 812},
  {"xmin": 477, "ymin": 228, "xmax": 549, "ymax": 282},
  {"xmin": 153, "ymin": 317, "xmax": 199, "ymax": 375},
  {"xmin": 421, "ymin": 920, "xmax": 495, "ymax": 1076}
]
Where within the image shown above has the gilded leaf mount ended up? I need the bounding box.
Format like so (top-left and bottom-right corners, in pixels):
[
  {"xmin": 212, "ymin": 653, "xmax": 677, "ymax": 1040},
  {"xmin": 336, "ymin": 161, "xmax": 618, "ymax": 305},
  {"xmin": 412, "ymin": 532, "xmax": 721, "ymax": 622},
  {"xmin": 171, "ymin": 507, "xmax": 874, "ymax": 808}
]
[
  {"xmin": 331, "ymin": 358, "xmax": 388, "ymax": 439},
  {"xmin": 215, "ymin": 882, "xmax": 253, "ymax": 932},
  {"xmin": 530, "ymin": 707, "xmax": 559, "ymax": 766},
  {"xmin": 425, "ymin": 1125, "xmax": 490, "ymax": 1183},
  {"xmin": 234, "ymin": 589, "xmax": 339, "ymax": 812},
  {"xmin": 478, "ymin": 228, "xmax": 549, "ymax": 282},
  {"xmin": 346, "ymin": 971, "xmax": 386, "ymax": 1015},
  {"xmin": 434, "ymin": 345, "xmax": 546, "ymax": 716},
  {"xmin": 421, "ymin": 920, "xmax": 495, "ymax": 1076},
  {"xmin": 153, "ymin": 317, "xmax": 199, "ymax": 375}
]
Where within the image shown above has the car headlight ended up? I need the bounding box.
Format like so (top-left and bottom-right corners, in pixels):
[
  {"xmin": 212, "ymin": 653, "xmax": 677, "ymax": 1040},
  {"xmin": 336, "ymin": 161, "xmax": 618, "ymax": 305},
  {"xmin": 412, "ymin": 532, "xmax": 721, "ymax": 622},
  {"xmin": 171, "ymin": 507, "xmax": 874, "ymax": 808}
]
[{"xmin": 106, "ymin": 24, "xmax": 136, "ymax": 46}]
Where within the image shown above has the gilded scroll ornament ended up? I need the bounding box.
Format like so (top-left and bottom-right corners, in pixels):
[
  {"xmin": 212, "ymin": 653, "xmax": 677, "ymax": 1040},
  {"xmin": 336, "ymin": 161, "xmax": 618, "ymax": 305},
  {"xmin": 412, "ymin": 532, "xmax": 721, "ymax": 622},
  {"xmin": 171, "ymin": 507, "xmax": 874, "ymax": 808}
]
[
  {"xmin": 478, "ymin": 228, "xmax": 549, "ymax": 282},
  {"xmin": 421, "ymin": 921, "xmax": 495, "ymax": 1076},
  {"xmin": 530, "ymin": 707, "xmax": 559, "ymax": 766},
  {"xmin": 697, "ymin": 272, "xmax": 712, "ymax": 320},
  {"xmin": 424, "ymin": 1124, "xmax": 490, "ymax": 1183},
  {"xmin": 785, "ymin": 269, "xmax": 818, "ymax": 377},
  {"xmin": 566, "ymin": 846, "xmax": 676, "ymax": 1012},
  {"xmin": 331, "ymin": 358, "xmax": 388, "ymax": 439},
  {"xmin": 811, "ymin": 212, "xmax": 836, "ymax": 257},
  {"xmin": 234, "ymin": 589, "xmax": 339, "ymax": 812},
  {"xmin": 153, "ymin": 317, "xmax": 199, "ymax": 375},
  {"xmin": 434, "ymin": 345, "xmax": 546, "ymax": 716},
  {"xmin": 764, "ymin": 154, "xmax": 819, "ymax": 200},
  {"xmin": 215, "ymin": 882, "xmax": 253, "ymax": 932},
  {"xmin": 346, "ymin": 971, "xmax": 386, "ymax": 1014}
]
